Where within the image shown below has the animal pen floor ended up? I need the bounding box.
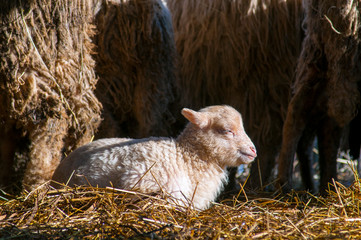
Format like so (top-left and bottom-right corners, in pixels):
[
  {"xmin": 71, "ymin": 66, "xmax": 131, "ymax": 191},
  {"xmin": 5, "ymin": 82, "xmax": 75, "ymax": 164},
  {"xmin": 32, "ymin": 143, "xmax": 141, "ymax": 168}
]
[{"xmin": 1, "ymin": 159, "xmax": 361, "ymax": 239}]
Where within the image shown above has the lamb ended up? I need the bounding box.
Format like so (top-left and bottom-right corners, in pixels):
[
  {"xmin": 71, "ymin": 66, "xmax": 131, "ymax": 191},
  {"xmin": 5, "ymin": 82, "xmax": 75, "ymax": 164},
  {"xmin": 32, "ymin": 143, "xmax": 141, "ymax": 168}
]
[{"xmin": 51, "ymin": 105, "xmax": 257, "ymax": 210}]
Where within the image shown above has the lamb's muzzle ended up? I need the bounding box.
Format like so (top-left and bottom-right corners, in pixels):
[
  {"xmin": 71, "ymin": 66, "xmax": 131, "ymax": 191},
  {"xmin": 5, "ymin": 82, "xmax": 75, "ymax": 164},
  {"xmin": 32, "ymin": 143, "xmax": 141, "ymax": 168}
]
[{"xmin": 239, "ymin": 146, "xmax": 257, "ymax": 163}]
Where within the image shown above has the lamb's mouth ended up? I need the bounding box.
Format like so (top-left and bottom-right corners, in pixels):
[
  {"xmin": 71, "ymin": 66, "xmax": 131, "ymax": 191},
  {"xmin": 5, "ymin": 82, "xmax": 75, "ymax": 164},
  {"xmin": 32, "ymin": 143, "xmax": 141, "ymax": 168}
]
[{"xmin": 238, "ymin": 151, "xmax": 257, "ymax": 162}]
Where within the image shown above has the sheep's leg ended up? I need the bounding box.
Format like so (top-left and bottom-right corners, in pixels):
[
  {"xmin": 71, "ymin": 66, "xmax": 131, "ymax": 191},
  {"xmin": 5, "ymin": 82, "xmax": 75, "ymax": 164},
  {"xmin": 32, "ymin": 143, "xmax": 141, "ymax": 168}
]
[
  {"xmin": 22, "ymin": 118, "xmax": 68, "ymax": 190},
  {"xmin": 277, "ymin": 98, "xmax": 306, "ymax": 192},
  {"xmin": 348, "ymin": 111, "xmax": 361, "ymax": 175},
  {"xmin": 317, "ymin": 117, "xmax": 342, "ymax": 195},
  {"xmin": 277, "ymin": 41, "xmax": 329, "ymax": 192},
  {"xmin": 0, "ymin": 126, "xmax": 18, "ymax": 190},
  {"xmin": 297, "ymin": 126, "xmax": 317, "ymax": 192},
  {"xmin": 277, "ymin": 83, "xmax": 320, "ymax": 192}
]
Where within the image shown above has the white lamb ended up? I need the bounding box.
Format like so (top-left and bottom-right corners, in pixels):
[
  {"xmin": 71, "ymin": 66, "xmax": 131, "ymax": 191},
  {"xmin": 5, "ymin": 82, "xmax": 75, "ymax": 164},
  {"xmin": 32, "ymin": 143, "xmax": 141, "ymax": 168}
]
[{"xmin": 51, "ymin": 105, "xmax": 257, "ymax": 210}]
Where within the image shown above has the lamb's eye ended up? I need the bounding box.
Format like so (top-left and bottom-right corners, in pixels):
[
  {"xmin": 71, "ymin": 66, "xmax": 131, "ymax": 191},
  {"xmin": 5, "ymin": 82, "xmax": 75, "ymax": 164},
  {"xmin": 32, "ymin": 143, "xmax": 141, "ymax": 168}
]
[{"xmin": 220, "ymin": 129, "xmax": 234, "ymax": 137}]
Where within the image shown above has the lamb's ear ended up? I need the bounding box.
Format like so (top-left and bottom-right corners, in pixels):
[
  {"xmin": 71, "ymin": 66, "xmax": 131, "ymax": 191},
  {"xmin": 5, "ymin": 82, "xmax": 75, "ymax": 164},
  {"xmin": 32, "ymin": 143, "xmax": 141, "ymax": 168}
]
[{"xmin": 181, "ymin": 108, "xmax": 210, "ymax": 129}]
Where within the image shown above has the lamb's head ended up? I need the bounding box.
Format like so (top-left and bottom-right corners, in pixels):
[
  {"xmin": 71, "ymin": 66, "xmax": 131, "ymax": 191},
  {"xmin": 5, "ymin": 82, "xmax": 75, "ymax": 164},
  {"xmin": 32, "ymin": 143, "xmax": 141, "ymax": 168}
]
[{"xmin": 179, "ymin": 105, "xmax": 257, "ymax": 168}]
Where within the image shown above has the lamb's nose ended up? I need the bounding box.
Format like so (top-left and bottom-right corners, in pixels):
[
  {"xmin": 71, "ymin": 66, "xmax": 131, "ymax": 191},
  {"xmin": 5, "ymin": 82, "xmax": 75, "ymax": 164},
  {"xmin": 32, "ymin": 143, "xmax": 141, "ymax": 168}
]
[{"xmin": 250, "ymin": 146, "xmax": 257, "ymax": 157}]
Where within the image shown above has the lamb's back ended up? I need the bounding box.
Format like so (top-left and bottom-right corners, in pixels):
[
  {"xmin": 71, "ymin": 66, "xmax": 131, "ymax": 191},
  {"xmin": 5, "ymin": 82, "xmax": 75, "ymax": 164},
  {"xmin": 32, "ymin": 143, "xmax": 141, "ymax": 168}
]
[{"xmin": 51, "ymin": 137, "xmax": 179, "ymax": 189}]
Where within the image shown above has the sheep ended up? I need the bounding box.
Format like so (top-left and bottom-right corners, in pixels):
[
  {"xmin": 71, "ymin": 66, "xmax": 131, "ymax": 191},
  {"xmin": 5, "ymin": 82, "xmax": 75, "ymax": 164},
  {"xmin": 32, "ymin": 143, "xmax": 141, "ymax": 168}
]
[
  {"xmin": 277, "ymin": 0, "xmax": 361, "ymax": 194},
  {"xmin": 93, "ymin": 0, "xmax": 178, "ymax": 139},
  {"xmin": 166, "ymin": 0, "xmax": 303, "ymax": 190},
  {"xmin": 0, "ymin": 0, "xmax": 178, "ymax": 193},
  {"xmin": 0, "ymin": 0, "xmax": 102, "ymax": 192},
  {"xmin": 51, "ymin": 105, "xmax": 257, "ymax": 210}
]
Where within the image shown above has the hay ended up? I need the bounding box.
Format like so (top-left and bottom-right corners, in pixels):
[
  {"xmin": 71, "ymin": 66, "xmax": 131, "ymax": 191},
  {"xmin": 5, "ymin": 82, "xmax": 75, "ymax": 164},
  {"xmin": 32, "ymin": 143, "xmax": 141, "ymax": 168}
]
[{"xmin": 1, "ymin": 176, "xmax": 361, "ymax": 239}]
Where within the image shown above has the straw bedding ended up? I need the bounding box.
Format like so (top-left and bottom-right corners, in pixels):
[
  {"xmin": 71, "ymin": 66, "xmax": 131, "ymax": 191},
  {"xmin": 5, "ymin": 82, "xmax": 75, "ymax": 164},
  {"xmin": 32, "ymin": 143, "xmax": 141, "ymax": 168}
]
[{"xmin": 1, "ymin": 172, "xmax": 361, "ymax": 239}]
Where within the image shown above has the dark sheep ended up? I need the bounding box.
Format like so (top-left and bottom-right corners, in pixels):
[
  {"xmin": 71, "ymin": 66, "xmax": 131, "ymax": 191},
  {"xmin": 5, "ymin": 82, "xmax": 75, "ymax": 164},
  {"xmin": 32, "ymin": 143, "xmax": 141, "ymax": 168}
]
[
  {"xmin": 277, "ymin": 0, "xmax": 361, "ymax": 193},
  {"xmin": 93, "ymin": 0, "xmax": 178, "ymax": 139},
  {"xmin": 0, "ymin": 0, "xmax": 102, "ymax": 191},
  {"xmin": 0, "ymin": 0, "xmax": 178, "ymax": 193}
]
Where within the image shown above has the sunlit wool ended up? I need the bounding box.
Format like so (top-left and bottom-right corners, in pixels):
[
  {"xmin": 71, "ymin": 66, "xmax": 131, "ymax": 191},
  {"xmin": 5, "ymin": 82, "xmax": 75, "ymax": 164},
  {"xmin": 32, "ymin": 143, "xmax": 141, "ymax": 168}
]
[{"xmin": 52, "ymin": 105, "xmax": 256, "ymax": 210}]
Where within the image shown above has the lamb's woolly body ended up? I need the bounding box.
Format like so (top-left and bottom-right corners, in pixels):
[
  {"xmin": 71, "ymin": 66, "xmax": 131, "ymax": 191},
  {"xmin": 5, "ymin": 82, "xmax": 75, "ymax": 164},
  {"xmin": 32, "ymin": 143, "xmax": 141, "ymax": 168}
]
[
  {"xmin": 52, "ymin": 105, "xmax": 256, "ymax": 210},
  {"xmin": 53, "ymin": 137, "xmax": 227, "ymax": 209}
]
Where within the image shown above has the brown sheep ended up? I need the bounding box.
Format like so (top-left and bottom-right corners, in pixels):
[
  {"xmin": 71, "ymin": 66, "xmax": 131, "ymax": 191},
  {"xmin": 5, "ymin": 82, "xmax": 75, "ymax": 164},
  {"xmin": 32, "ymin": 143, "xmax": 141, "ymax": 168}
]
[
  {"xmin": 277, "ymin": 0, "xmax": 361, "ymax": 194},
  {"xmin": 167, "ymin": 0, "xmax": 304, "ymax": 190},
  {"xmin": 0, "ymin": 0, "xmax": 102, "ymax": 192},
  {"xmin": 93, "ymin": 0, "xmax": 178, "ymax": 139},
  {"xmin": 0, "ymin": 0, "xmax": 178, "ymax": 193}
]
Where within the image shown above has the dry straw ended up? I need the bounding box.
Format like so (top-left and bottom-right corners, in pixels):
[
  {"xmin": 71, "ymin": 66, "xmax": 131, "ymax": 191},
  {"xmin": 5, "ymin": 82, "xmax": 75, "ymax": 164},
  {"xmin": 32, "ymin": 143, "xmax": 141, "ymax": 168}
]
[{"xmin": 1, "ymin": 173, "xmax": 361, "ymax": 239}]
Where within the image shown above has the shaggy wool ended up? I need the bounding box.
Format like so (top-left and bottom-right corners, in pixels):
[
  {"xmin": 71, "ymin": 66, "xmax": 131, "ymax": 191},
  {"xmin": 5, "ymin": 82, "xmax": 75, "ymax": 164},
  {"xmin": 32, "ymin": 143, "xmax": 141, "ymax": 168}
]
[
  {"xmin": 0, "ymin": 0, "xmax": 102, "ymax": 191},
  {"xmin": 167, "ymin": 0, "xmax": 304, "ymax": 187},
  {"xmin": 93, "ymin": 0, "xmax": 178, "ymax": 139}
]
